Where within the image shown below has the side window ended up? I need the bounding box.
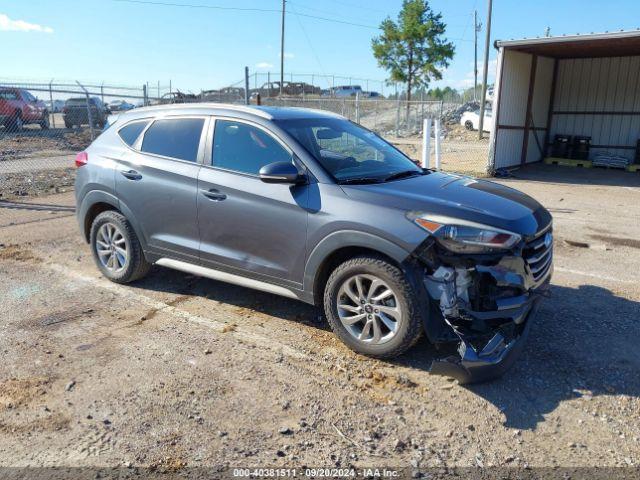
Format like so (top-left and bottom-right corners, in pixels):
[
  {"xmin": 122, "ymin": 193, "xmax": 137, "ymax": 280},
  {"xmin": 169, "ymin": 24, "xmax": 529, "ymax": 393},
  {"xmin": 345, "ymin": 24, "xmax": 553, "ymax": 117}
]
[
  {"xmin": 212, "ymin": 120, "xmax": 292, "ymax": 175},
  {"xmin": 24, "ymin": 91, "xmax": 36, "ymax": 102},
  {"xmin": 0, "ymin": 91, "xmax": 18, "ymax": 100},
  {"xmin": 141, "ymin": 117, "xmax": 205, "ymax": 162},
  {"xmin": 118, "ymin": 121, "xmax": 149, "ymax": 147}
]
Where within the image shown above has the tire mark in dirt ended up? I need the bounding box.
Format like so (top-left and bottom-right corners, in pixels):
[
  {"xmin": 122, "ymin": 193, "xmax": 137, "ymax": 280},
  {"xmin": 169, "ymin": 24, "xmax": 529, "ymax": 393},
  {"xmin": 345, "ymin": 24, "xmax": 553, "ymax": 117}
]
[{"xmin": 44, "ymin": 262, "xmax": 309, "ymax": 361}]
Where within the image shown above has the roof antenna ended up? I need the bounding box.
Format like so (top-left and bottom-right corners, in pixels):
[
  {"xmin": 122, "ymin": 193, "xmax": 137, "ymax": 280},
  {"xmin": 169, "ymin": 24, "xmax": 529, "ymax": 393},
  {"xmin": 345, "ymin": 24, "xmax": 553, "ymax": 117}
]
[{"xmin": 544, "ymin": 26, "xmax": 551, "ymax": 37}]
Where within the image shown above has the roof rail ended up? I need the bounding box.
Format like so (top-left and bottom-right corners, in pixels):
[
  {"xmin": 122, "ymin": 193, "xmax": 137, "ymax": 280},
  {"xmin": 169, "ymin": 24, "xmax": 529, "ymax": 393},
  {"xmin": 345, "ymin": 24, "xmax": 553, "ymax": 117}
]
[{"xmin": 133, "ymin": 103, "xmax": 273, "ymax": 119}]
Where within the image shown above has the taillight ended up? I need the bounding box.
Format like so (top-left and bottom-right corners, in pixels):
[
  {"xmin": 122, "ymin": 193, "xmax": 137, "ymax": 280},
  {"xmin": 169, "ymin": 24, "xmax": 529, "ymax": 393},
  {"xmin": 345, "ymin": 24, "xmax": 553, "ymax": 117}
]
[{"xmin": 75, "ymin": 151, "xmax": 88, "ymax": 168}]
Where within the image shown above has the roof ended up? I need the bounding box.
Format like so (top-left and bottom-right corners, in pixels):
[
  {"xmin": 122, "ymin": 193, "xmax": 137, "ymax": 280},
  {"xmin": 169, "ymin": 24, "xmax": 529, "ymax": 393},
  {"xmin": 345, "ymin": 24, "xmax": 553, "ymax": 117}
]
[
  {"xmin": 118, "ymin": 103, "xmax": 344, "ymax": 121},
  {"xmin": 495, "ymin": 30, "xmax": 640, "ymax": 58}
]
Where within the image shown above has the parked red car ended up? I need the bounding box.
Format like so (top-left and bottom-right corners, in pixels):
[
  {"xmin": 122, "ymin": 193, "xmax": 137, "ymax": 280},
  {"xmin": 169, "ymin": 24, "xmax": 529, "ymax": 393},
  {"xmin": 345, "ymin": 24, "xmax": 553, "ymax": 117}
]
[{"xmin": 0, "ymin": 88, "xmax": 49, "ymax": 131}]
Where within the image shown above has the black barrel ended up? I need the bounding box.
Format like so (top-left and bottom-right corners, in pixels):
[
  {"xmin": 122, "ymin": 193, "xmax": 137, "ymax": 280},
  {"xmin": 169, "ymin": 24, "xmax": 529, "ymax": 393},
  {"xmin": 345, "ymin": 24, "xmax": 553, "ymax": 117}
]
[
  {"xmin": 570, "ymin": 136, "xmax": 591, "ymax": 160},
  {"xmin": 551, "ymin": 135, "xmax": 572, "ymax": 158}
]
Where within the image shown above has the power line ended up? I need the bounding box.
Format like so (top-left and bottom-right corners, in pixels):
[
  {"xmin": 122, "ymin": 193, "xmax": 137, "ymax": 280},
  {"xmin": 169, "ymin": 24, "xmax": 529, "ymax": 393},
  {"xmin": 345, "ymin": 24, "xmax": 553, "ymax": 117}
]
[
  {"xmin": 112, "ymin": 0, "xmax": 379, "ymax": 29},
  {"xmin": 288, "ymin": 0, "xmax": 382, "ymax": 26},
  {"xmin": 288, "ymin": 2, "xmax": 332, "ymax": 88},
  {"xmin": 112, "ymin": 0, "xmax": 279, "ymax": 13}
]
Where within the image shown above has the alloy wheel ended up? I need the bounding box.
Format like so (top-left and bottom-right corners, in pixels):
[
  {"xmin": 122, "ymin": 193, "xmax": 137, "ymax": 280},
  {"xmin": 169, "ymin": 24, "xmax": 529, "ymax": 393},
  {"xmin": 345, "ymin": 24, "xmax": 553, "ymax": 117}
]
[
  {"xmin": 95, "ymin": 222, "xmax": 128, "ymax": 272},
  {"xmin": 336, "ymin": 274, "xmax": 402, "ymax": 345}
]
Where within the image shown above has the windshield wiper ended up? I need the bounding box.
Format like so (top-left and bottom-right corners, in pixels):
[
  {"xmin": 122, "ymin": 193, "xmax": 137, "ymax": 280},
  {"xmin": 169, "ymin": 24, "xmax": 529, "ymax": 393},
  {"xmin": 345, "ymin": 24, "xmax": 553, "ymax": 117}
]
[
  {"xmin": 337, "ymin": 177, "xmax": 383, "ymax": 185},
  {"xmin": 382, "ymin": 170, "xmax": 424, "ymax": 182}
]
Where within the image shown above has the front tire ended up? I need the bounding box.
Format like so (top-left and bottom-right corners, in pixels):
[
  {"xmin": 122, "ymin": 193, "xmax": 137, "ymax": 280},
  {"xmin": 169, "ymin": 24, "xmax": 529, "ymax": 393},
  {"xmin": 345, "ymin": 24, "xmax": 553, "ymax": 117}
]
[
  {"xmin": 90, "ymin": 211, "xmax": 150, "ymax": 284},
  {"xmin": 8, "ymin": 111, "xmax": 23, "ymax": 132},
  {"xmin": 323, "ymin": 255, "xmax": 423, "ymax": 358},
  {"xmin": 464, "ymin": 120, "xmax": 474, "ymax": 130}
]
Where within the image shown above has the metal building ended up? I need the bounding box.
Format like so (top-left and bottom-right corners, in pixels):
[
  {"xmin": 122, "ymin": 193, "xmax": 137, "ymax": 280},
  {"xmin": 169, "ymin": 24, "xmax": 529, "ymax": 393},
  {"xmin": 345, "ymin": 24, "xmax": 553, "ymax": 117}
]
[{"xmin": 489, "ymin": 31, "xmax": 640, "ymax": 171}]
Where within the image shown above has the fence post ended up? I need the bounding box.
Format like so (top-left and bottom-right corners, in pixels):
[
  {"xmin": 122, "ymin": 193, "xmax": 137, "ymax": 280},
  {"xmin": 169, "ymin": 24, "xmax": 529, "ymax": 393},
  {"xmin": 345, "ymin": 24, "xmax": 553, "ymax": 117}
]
[
  {"xmin": 374, "ymin": 98, "xmax": 379, "ymax": 132},
  {"xmin": 434, "ymin": 118, "xmax": 441, "ymax": 170},
  {"xmin": 244, "ymin": 66, "xmax": 250, "ymax": 105},
  {"xmin": 355, "ymin": 92, "xmax": 360, "ymax": 124},
  {"xmin": 422, "ymin": 118, "xmax": 432, "ymax": 168},
  {"xmin": 100, "ymin": 82, "xmax": 104, "ymax": 104},
  {"xmin": 76, "ymin": 80, "xmax": 95, "ymax": 141},
  {"xmin": 395, "ymin": 92, "xmax": 400, "ymax": 136},
  {"xmin": 143, "ymin": 84, "xmax": 148, "ymax": 106},
  {"xmin": 49, "ymin": 79, "xmax": 55, "ymax": 129}
]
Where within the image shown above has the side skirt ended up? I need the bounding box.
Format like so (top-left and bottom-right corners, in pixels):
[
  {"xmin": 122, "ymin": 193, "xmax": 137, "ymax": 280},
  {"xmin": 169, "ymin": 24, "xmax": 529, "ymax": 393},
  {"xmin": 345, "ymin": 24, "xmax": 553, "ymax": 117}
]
[{"xmin": 155, "ymin": 258, "xmax": 301, "ymax": 300}]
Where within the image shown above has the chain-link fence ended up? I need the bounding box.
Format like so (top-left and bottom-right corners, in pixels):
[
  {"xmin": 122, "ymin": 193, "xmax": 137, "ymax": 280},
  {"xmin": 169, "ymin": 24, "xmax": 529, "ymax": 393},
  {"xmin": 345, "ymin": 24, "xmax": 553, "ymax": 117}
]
[
  {"xmin": 1, "ymin": 76, "xmax": 490, "ymax": 208},
  {"xmin": 263, "ymin": 96, "xmax": 490, "ymax": 175},
  {"xmin": 0, "ymin": 80, "xmax": 159, "ymax": 201}
]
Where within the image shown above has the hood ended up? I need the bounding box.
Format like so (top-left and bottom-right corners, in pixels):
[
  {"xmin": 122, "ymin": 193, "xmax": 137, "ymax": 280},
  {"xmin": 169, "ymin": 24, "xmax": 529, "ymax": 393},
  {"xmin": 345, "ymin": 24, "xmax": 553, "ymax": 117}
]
[{"xmin": 341, "ymin": 172, "xmax": 551, "ymax": 237}]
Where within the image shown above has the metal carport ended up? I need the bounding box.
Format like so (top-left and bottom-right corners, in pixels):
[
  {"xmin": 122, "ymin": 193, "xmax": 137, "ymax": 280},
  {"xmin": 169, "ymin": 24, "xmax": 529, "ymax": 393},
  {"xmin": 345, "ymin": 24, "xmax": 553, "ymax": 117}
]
[{"xmin": 489, "ymin": 31, "xmax": 640, "ymax": 172}]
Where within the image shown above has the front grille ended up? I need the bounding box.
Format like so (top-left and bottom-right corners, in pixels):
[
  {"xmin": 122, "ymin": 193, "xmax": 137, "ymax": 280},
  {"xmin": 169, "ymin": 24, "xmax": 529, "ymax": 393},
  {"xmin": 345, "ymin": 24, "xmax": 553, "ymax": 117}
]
[{"xmin": 523, "ymin": 227, "xmax": 553, "ymax": 287}]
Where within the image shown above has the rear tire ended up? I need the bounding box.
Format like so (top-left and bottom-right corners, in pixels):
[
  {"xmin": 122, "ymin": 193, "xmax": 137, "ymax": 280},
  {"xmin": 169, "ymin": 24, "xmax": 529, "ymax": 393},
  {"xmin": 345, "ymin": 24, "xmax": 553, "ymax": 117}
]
[
  {"xmin": 40, "ymin": 112, "xmax": 50, "ymax": 130},
  {"xmin": 90, "ymin": 211, "xmax": 150, "ymax": 284},
  {"xmin": 464, "ymin": 120, "xmax": 474, "ymax": 131},
  {"xmin": 323, "ymin": 254, "xmax": 423, "ymax": 359}
]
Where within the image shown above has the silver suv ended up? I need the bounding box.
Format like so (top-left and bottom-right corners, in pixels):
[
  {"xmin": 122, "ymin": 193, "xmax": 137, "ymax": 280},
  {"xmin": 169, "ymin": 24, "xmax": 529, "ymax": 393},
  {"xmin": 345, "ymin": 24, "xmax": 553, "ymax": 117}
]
[{"xmin": 75, "ymin": 104, "xmax": 552, "ymax": 382}]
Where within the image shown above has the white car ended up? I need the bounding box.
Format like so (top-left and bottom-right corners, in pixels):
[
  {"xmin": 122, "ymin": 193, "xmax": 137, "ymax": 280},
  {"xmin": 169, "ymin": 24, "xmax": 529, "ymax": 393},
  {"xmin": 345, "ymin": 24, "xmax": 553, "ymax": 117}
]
[{"xmin": 460, "ymin": 109, "xmax": 493, "ymax": 133}]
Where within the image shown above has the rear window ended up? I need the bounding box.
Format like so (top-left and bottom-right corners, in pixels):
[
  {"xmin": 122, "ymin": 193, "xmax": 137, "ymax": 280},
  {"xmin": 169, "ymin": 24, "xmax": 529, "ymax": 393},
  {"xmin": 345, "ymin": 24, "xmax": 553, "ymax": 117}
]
[
  {"xmin": 118, "ymin": 121, "xmax": 149, "ymax": 146},
  {"xmin": 141, "ymin": 117, "xmax": 204, "ymax": 162}
]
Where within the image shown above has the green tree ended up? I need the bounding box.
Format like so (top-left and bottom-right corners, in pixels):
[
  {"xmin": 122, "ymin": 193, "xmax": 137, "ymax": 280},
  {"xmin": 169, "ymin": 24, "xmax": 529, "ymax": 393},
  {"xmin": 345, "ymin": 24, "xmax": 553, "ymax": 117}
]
[{"xmin": 372, "ymin": 0, "xmax": 454, "ymax": 114}]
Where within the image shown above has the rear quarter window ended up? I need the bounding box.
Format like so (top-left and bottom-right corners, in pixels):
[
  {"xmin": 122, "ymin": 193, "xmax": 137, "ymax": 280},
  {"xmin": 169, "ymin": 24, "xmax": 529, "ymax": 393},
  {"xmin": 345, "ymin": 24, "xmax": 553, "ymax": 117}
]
[
  {"xmin": 141, "ymin": 117, "xmax": 205, "ymax": 162},
  {"xmin": 118, "ymin": 121, "xmax": 149, "ymax": 147}
]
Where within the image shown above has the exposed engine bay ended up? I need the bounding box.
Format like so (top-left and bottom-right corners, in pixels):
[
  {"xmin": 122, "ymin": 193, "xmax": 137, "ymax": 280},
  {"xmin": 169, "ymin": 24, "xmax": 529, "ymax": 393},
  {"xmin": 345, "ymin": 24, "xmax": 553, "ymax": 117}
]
[{"xmin": 412, "ymin": 227, "xmax": 553, "ymax": 383}]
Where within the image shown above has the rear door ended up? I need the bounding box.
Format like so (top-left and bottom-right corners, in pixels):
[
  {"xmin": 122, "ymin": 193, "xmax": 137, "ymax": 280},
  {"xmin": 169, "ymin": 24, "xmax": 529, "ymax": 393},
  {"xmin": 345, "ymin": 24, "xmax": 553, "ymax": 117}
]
[
  {"xmin": 197, "ymin": 117, "xmax": 309, "ymax": 286},
  {"xmin": 115, "ymin": 115, "xmax": 207, "ymax": 261}
]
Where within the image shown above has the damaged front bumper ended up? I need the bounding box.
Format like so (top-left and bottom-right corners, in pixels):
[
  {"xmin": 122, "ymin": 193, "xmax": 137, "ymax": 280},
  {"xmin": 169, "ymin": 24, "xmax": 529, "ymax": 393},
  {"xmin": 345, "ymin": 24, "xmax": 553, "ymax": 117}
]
[
  {"xmin": 416, "ymin": 233, "xmax": 552, "ymax": 383},
  {"xmin": 429, "ymin": 297, "xmax": 541, "ymax": 383}
]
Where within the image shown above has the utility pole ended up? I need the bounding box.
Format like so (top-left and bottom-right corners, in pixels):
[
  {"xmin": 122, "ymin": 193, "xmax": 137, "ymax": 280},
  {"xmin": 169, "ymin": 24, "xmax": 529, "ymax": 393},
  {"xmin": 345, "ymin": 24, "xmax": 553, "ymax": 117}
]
[
  {"xmin": 280, "ymin": 0, "xmax": 286, "ymax": 96},
  {"xmin": 474, "ymin": 10, "xmax": 482, "ymax": 102},
  {"xmin": 478, "ymin": 0, "xmax": 493, "ymax": 139}
]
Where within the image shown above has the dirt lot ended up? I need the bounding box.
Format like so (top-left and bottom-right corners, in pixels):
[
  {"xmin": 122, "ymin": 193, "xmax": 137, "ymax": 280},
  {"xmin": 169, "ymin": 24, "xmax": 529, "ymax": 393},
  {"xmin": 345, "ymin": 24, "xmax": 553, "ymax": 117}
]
[{"xmin": 0, "ymin": 165, "xmax": 639, "ymax": 474}]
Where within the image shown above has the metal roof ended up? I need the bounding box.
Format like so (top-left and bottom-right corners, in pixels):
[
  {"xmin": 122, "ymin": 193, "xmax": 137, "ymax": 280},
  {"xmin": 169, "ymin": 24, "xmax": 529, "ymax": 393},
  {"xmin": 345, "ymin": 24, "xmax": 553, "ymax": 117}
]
[{"xmin": 495, "ymin": 30, "xmax": 640, "ymax": 58}]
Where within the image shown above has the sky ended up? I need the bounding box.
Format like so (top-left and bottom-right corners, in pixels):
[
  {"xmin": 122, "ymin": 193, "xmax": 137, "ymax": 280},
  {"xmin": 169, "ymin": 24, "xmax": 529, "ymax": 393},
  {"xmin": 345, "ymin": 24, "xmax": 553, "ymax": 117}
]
[{"xmin": 2, "ymin": 0, "xmax": 640, "ymax": 95}]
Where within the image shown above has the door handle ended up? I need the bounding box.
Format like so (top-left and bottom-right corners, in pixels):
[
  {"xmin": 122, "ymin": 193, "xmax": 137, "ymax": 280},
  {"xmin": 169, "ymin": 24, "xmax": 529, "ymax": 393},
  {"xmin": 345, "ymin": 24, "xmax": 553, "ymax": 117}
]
[
  {"xmin": 121, "ymin": 169, "xmax": 142, "ymax": 181},
  {"xmin": 201, "ymin": 189, "xmax": 227, "ymax": 201}
]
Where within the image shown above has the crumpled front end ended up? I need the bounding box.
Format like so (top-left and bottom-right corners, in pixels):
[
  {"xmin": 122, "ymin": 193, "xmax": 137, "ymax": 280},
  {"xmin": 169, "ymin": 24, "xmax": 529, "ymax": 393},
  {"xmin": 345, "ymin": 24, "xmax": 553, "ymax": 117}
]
[{"xmin": 414, "ymin": 226, "xmax": 553, "ymax": 383}]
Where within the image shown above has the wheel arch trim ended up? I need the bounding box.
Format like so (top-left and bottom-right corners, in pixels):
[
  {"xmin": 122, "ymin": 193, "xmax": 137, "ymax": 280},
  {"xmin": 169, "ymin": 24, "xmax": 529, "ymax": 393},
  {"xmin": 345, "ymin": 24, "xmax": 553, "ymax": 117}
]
[
  {"xmin": 303, "ymin": 230, "xmax": 410, "ymax": 302},
  {"xmin": 78, "ymin": 190, "xmax": 147, "ymax": 250}
]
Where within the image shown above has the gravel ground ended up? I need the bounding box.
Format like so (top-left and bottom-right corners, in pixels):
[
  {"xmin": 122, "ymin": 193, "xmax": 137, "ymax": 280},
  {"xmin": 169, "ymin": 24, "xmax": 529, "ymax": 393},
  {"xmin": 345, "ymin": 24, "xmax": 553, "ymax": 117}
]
[{"xmin": 0, "ymin": 164, "xmax": 639, "ymax": 475}]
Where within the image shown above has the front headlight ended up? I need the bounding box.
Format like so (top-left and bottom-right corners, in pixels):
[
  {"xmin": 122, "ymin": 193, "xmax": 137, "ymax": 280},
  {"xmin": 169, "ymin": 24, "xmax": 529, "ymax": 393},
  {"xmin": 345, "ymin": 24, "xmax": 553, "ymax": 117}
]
[{"xmin": 407, "ymin": 213, "xmax": 521, "ymax": 254}]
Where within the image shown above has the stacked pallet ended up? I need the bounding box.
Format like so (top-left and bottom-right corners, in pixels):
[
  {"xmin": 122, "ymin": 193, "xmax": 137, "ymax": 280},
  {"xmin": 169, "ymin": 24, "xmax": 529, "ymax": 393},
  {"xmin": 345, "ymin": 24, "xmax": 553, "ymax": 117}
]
[{"xmin": 592, "ymin": 153, "xmax": 631, "ymax": 169}]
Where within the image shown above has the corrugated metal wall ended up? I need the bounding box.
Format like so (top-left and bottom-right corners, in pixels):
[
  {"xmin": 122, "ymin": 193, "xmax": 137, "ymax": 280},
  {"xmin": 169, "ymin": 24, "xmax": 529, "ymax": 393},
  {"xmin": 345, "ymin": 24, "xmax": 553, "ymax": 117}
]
[
  {"xmin": 551, "ymin": 56, "xmax": 640, "ymax": 160},
  {"xmin": 493, "ymin": 50, "xmax": 529, "ymax": 169},
  {"xmin": 526, "ymin": 56, "xmax": 554, "ymax": 164},
  {"xmin": 492, "ymin": 50, "xmax": 554, "ymax": 168}
]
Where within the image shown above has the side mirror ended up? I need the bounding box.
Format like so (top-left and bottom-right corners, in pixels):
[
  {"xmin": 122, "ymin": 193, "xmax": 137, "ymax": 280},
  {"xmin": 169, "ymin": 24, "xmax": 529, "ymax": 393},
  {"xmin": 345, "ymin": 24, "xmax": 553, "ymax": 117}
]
[{"xmin": 259, "ymin": 161, "xmax": 304, "ymax": 184}]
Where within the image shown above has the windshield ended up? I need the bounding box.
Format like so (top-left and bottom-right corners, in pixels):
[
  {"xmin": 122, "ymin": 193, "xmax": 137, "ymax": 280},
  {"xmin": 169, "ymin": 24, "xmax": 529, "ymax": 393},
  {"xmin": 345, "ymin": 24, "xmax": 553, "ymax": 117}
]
[{"xmin": 275, "ymin": 117, "xmax": 422, "ymax": 183}]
